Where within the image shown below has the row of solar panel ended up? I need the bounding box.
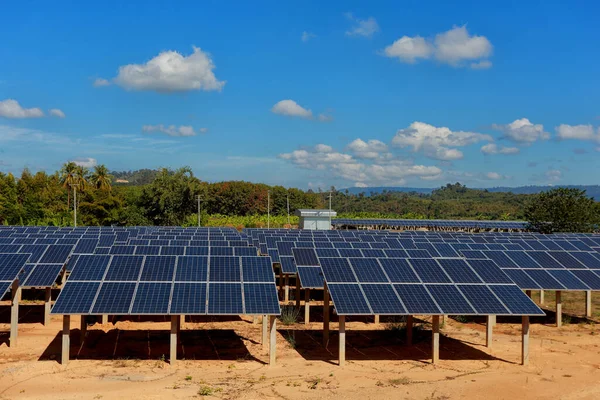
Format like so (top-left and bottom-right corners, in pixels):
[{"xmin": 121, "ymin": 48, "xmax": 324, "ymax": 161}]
[{"xmin": 330, "ymin": 219, "xmax": 528, "ymax": 229}]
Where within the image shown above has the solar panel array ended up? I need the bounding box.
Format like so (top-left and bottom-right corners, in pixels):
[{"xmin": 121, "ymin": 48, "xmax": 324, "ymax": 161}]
[{"xmin": 331, "ymin": 218, "xmax": 528, "ymax": 230}]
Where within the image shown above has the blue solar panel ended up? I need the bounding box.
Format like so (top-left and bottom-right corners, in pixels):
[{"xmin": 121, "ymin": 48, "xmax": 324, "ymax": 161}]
[
  {"xmin": 319, "ymin": 258, "xmax": 357, "ymax": 283},
  {"xmin": 211, "ymin": 247, "xmax": 234, "ymax": 256},
  {"xmin": 383, "ymin": 249, "xmax": 409, "ymax": 258},
  {"xmin": 437, "ymin": 259, "xmax": 482, "ymax": 283},
  {"xmin": 234, "ymin": 247, "xmax": 258, "ymax": 257},
  {"xmin": 426, "ymin": 284, "xmax": 476, "ymax": 314},
  {"xmin": 506, "ymin": 251, "xmax": 542, "ymax": 268},
  {"xmin": 570, "ymin": 252, "xmax": 600, "ymax": 269},
  {"xmin": 361, "ymin": 284, "xmax": 406, "ymax": 314},
  {"xmin": 109, "ymin": 245, "xmax": 136, "ymax": 255},
  {"xmin": 279, "ymin": 256, "xmax": 297, "ymax": 274},
  {"xmin": 170, "ymin": 282, "xmax": 207, "ymax": 314},
  {"xmin": 503, "ymin": 269, "xmax": 542, "ymax": 289},
  {"xmin": 140, "ymin": 256, "xmax": 176, "ymax": 281},
  {"xmin": 547, "ymin": 270, "xmax": 589, "ymax": 290},
  {"xmin": 22, "ymin": 264, "xmax": 63, "ymax": 287},
  {"xmin": 409, "ymin": 259, "xmax": 451, "ymax": 283},
  {"xmin": 91, "ymin": 282, "xmax": 136, "ymax": 314},
  {"xmin": 571, "ymin": 270, "xmax": 600, "ymax": 290},
  {"xmin": 39, "ymin": 245, "xmax": 73, "ymax": 264},
  {"xmin": 465, "ymin": 259, "xmax": 513, "ymax": 283},
  {"xmin": 489, "ymin": 285, "xmax": 544, "ymax": 315},
  {"xmin": 315, "ymin": 248, "xmax": 339, "ymax": 258},
  {"xmin": 268, "ymin": 249, "xmax": 280, "ymax": 263},
  {"xmin": 73, "ymin": 239, "xmax": 98, "ymax": 254},
  {"xmin": 160, "ymin": 246, "xmax": 186, "ymax": 256},
  {"xmin": 433, "ymin": 243, "xmax": 460, "ymax": 258},
  {"xmin": 244, "ymin": 283, "xmax": 280, "ymax": 314},
  {"xmin": 527, "ymin": 251, "xmax": 564, "ymax": 269},
  {"xmin": 459, "ymin": 250, "xmax": 487, "ymax": 259},
  {"xmin": 361, "ymin": 249, "xmax": 386, "ymax": 258},
  {"xmin": 297, "ymin": 267, "xmax": 324, "ymax": 288},
  {"xmin": 0, "ymin": 280, "xmax": 12, "ymax": 298},
  {"xmin": 406, "ymin": 249, "xmax": 431, "ymax": 258},
  {"xmin": 276, "ymin": 241, "xmax": 295, "ymax": 256},
  {"xmin": 241, "ymin": 256, "xmax": 274, "ymax": 282},
  {"xmin": 68, "ymin": 255, "xmax": 111, "ymax": 281},
  {"xmin": 524, "ymin": 269, "xmax": 565, "ymax": 290},
  {"xmin": 458, "ymin": 285, "xmax": 510, "ymax": 314},
  {"xmin": 52, "ymin": 281, "xmax": 101, "ymax": 314},
  {"xmin": 327, "ymin": 283, "xmax": 371, "ymax": 315},
  {"xmin": 338, "ymin": 248, "xmax": 363, "ymax": 258},
  {"xmin": 105, "ymin": 255, "xmax": 144, "ymax": 281},
  {"xmin": 292, "ymin": 248, "xmax": 319, "ymax": 266},
  {"xmin": 378, "ymin": 258, "xmax": 420, "ymax": 283},
  {"xmin": 394, "ymin": 284, "xmax": 441, "ymax": 314},
  {"xmin": 348, "ymin": 258, "xmax": 388, "ymax": 283},
  {"xmin": 131, "ymin": 282, "xmax": 172, "ymax": 314},
  {"xmin": 208, "ymin": 282, "xmax": 243, "ymax": 314},
  {"xmin": 18, "ymin": 244, "xmax": 47, "ymax": 263},
  {"xmin": 135, "ymin": 245, "xmax": 161, "ymax": 255},
  {"xmin": 209, "ymin": 256, "xmax": 241, "ymax": 282},
  {"xmin": 549, "ymin": 252, "xmax": 586, "ymax": 269},
  {"xmin": 0, "ymin": 253, "xmax": 30, "ymax": 280},
  {"xmin": 186, "ymin": 247, "xmax": 209, "ymax": 256}
]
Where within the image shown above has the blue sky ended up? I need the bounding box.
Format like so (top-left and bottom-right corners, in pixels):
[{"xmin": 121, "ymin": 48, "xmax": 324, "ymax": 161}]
[{"xmin": 1, "ymin": 1, "xmax": 599, "ymax": 190}]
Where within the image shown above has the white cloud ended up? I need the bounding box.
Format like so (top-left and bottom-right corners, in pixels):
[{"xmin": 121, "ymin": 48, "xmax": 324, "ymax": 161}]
[
  {"xmin": 347, "ymin": 139, "xmax": 389, "ymax": 159},
  {"xmin": 485, "ymin": 172, "xmax": 504, "ymax": 180},
  {"xmin": 556, "ymin": 124, "xmax": 600, "ymax": 141},
  {"xmin": 392, "ymin": 121, "xmax": 492, "ymax": 160},
  {"xmin": 318, "ymin": 113, "xmax": 334, "ymax": 122},
  {"xmin": 480, "ymin": 143, "xmax": 520, "ymax": 155},
  {"xmin": 199, "ymin": 127, "xmax": 209, "ymax": 134},
  {"xmin": 383, "ymin": 36, "xmax": 433, "ymax": 63},
  {"xmin": 93, "ymin": 78, "xmax": 110, "ymax": 87},
  {"xmin": 113, "ymin": 46, "xmax": 225, "ymax": 93},
  {"xmin": 492, "ymin": 118, "xmax": 549, "ymax": 143},
  {"xmin": 382, "ymin": 25, "xmax": 492, "ymax": 68},
  {"xmin": 0, "ymin": 99, "xmax": 44, "ymax": 118},
  {"xmin": 345, "ymin": 13, "xmax": 379, "ymax": 38},
  {"xmin": 546, "ymin": 169, "xmax": 562, "ymax": 182},
  {"xmin": 71, "ymin": 157, "xmax": 97, "ymax": 168},
  {"xmin": 271, "ymin": 100, "xmax": 312, "ymax": 119},
  {"xmin": 49, "ymin": 109, "xmax": 66, "ymax": 118},
  {"xmin": 302, "ymin": 31, "xmax": 317, "ymax": 42},
  {"xmin": 142, "ymin": 124, "xmax": 198, "ymax": 137}
]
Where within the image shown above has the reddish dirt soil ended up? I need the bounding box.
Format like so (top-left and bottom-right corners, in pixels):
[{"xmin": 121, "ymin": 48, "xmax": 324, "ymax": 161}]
[{"xmin": 1, "ymin": 301, "xmax": 600, "ymax": 400}]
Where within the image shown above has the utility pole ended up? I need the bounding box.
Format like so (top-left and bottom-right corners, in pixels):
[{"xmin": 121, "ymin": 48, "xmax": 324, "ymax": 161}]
[
  {"xmin": 197, "ymin": 195, "xmax": 202, "ymax": 227},
  {"xmin": 70, "ymin": 184, "xmax": 79, "ymax": 227},
  {"xmin": 287, "ymin": 190, "xmax": 290, "ymax": 225},
  {"xmin": 328, "ymin": 191, "xmax": 332, "ymax": 228},
  {"xmin": 267, "ymin": 190, "xmax": 271, "ymax": 229}
]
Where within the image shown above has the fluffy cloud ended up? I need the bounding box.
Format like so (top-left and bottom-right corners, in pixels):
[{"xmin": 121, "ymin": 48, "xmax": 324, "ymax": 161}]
[
  {"xmin": 556, "ymin": 124, "xmax": 600, "ymax": 141},
  {"xmin": 279, "ymin": 142, "xmax": 441, "ymax": 187},
  {"xmin": 480, "ymin": 143, "xmax": 519, "ymax": 155},
  {"xmin": 0, "ymin": 99, "xmax": 44, "ymax": 118},
  {"xmin": 383, "ymin": 26, "xmax": 492, "ymax": 68},
  {"xmin": 142, "ymin": 124, "xmax": 199, "ymax": 137},
  {"xmin": 93, "ymin": 78, "xmax": 110, "ymax": 87},
  {"xmin": 49, "ymin": 109, "xmax": 66, "ymax": 118},
  {"xmin": 271, "ymin": 100, "xmax": 312, "ymax": 119},
  {"xmin": 113, "ymin": 46, "xmax": 225, "ymax": 93},
  {"xmin": 546, "ymin": 169, "xmax": 562, "ymax": 182},
  {"xmin": 346, "ymin": 139, "xmax": 389, "ymax": 159},
  {"xmin": 71, "ymin": 157, "xmax": 97, "ymax": 168},
  {"xmin": 345, "ymin": 13, "xmax": 379, "ymax": 38},
  {"xmin": 392, "ymin": 121, "xmax": 492, "ymax": 161},
  {"xmin": 485, "ymin": 172, "xmax": 504, "ymax": 180},
  {"xmin": 302, "ymin": 31, "xmax": 316, "ymax": 42},
  {"xmin": 492, "ymin": 118, "xmax": 549, "ymax": 143}
]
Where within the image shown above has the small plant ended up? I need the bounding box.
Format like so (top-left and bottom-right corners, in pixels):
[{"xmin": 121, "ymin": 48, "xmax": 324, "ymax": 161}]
[
  {"xmin": 280, "ymin": 304, "xmax": 300, "ymax": 325},
  {"xmin": 198, "ymin": 386, "xmax": 213, "ymax": 396},
  {"xmin": 307, "ymin": 376, "xmax": 322, "ymax": 389},
  {"xmin": 259, "ymin": 375, "xmax": 266, "ymax": 381},
  {"xmin": 185, "ymin": 375, "xmax": 192, "ymax": 381},
  {"xmin": 385, "ymin": 316, "xmax": 406, "ymax": 332},
  {"xmin": 375, "ymin": 380, "xmax": 384, "ymax": 387},
  {"xmin": 454, "ymin": 315, "xmax": 468, "ymax": 323},
  {"xmin": 388, "ymin": 377, "xmax": 411, "ymax": 386}
]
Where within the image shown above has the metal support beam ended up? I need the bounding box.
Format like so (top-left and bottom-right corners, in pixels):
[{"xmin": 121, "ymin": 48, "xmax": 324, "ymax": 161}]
[
  {"xmin": 80, "ymin": 315, "xmax": 87, "ymax": 344},
  {"xmin": 556, "ymin": 290, "xmax": 562, "ymax": 328},
  {"xmin": 44, "ymin": 287, "xmax": 52, "ymax": 326},
  {"xmin": 406, "ymin": 315, "xmax": 413, "ymax": 346},
  {"xmin": 262, "ymin": 315, "xmax": 268, "ymax": 349},
  {"xmin": 323, "ymin": 285, "xmax": 330, "ymax": 346},
  {"xmin": 486, "ymin": 315, "xmax": 495, "ymax": 348},
  {"xmin": 585, "ymin": 291, "xmax": 592, "ymax": 318},
  {"xmin": 269, "ymin": 315, "xmax": 277, "ymax": 367},
  {"xmin": 521, "ymin": 316, "xmax": 530, "ymax": 366},
  {"xmin": 9, "ymin": 281, "xmax": 20, "ymax": 347},
  {"xmin": 61, "ymin": 315, "xmax": 70, "ymax": 365},
  {"xmin": 431, "ymin": 315, "xmax": 440, "ymax": 364},
  {"xmin": 374, "ymin": 315, "xmax": 380, "ymax": 325},
  {"xmin": 101, "ymin": 315, "xmax": 108, "ymax": 325},
  {"xmin": 170, "ymin": 315, "xmax": 178, "ymax": 365},
  {"xmin": 284, "ymin": 275, "xmax": 289, "ymax": 302},
  {"xmin": 339, "ymin": 315, "xmax": 346, "ymax": 367},
  {"xmin": 304, "ymin": 289, "xmax": 310, "ymax": 325},
  {"xmin": 539, "ymin": 290, "xmax": 545, "ymax": 305}
]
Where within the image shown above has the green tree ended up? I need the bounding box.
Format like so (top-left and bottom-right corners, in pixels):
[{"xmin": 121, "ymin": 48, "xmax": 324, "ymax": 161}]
[
  {"xmin": 525, "ymin": 188, "xmax": 599, "ymax": 233},
  {"xmin": 60, "ymin": 161, "xmax": 78, "ymax": 208},
  {"xmin": 90, "ymin": 165, "xmax": 112, "ymax": 191}
]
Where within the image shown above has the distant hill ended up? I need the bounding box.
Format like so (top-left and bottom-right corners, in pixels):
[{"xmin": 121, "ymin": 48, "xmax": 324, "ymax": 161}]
[
  {"xmin": 343, "ymin": 185, "xmax": 600, "ymax": 199},
  {"xmin": 111, "ymin": 169, "xmax": 159, "ymax": 186}
]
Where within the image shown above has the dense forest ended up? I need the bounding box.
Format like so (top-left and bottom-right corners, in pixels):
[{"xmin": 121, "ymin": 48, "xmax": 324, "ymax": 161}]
[{"xmin": 0, "ymin": 164, "xmax": 598, "ymax": 230}]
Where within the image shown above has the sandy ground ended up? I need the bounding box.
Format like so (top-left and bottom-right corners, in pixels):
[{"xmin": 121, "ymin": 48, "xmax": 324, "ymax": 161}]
[{"xmin": 1, "ymin": 300, "xmax": 600, "ymax": 400}]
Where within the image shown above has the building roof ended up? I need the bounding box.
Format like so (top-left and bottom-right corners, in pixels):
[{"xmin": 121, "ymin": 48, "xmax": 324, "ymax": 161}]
[{"xmin": 295, "ymin": 209, "xmax": 337, "ymax": 217}]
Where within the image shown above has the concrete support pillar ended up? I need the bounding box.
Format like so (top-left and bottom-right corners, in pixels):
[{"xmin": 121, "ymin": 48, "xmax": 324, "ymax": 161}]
[
  {"xmin": 323, "ymin": 285, "xmax": 330, "ymax": 346},
  {"xmin": 44, "ymin": 287, "xmax": 52, "ymax": 326},
  {"xmin": 80, "ymin": 315, "xmax": 87, "ymax": 344},
  {"xmin": 374, "ymin": 315, "xmax": 380, "ymax": 325},
  {"xmin": 406, "ymin": 315, "xmax": 413, "ymax": 346},
  {"xmin": 339, "ymin": 315, "xmax": 346, "ymax": 367},
  {"xmin": 284, "ymin": 275, "xmax": 289, "ymax": 302},
  {"xmin": 304, "ymin": 289, "xmax": 310, "ymax": 325},
  {"xmin": 585, "ymin": 291, "xmax": 592, "ymax": 318},
  {"xmin": 269, "ymin": 315, "xmax": 277, "ymax": 367},
  {"xmin": 539, "ymin": 290, "xmax": 545, "ymax": 305},
  {"xmin": 252, "ymin": 316, "xmax": 258, "ymax": 325},
  {"xmin": 486, "ymin": 315, "xmax": 495, "ymax": 348},
  {"xmin": 61, "ymin": 315, "xmax": 70, "ymax": 365},
  {"xmin": 521, "ymin": 316, "xmax": 530, "ymax": 366},
  {"xmin": 262, "ymin": 315, "xmax": 268, "ymax": 350},
  {"xmin": 9, "ymin": 281, "xmax": 20, "ymax": 347},
  {"xmin": 101, "ymin": 315, "xmax": 108, "ymax": 325},
  {"xmin": 431, "ymin": 315, "xmax": 440, "ymax": 364},
  {"xmin": 278, "ymin": 274, "xmax": 284, "ymax": 298},
  {"xmin": 170, "ymin": 315, "xmax": 178, "ymax": 365},
  {"xmin": 556, "ymin": 290, "xmax": 562, "ymax": 327},
  {"xmin": 525, "ymin": 290, "xmax": 532, "ymax": 298}
]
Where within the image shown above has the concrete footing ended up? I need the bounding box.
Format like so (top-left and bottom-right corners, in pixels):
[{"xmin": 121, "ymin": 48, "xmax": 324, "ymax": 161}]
[
  {"xmin": 323, "ymin": 285, "xmax": 330, "ymax": 346},
  {"xmin": 170, "ymin": 315, "xmax": 178, "ymax": 364},
  {"xmin": 339, "ymin": 315, "xmax": 346, "ymax": 367},
  {"xmin": 585, "ymin": 291, "xmax": 592, "ymax": 318},
  {"xmin": 9, "ymin": 281, "xmax": 20, "ymax": 347},
  {"xmin": 556, "ymin": 290, "xmax": 562, "ymax": 327},
  {"xmin": 431, "ymin": 315, "xmax": 440, "ymax": 364},
  {"xmin": 44, "ymin": 287, "xmax": 52, "ymax": 326},
  {"xmin": 262, "ymin": 315, "xmax": 268, "ymax": 349},
  {"xmin": 521, "ymin": 316, "xmax": 530, "ymax": 365},
  {"xmin": 61, "ymin": 315, "xmax": 70, "ymax": 365},
  {"xmin": 304, "ymin": 289, "xmax": 310, "ymax": 324},
  {"xmin": 269, "ymin": 315, "xmax": 277, "ymax": 367},
  {"xmin": 486, "ymin": 315, "xmax": 495, "ymax": 348}
]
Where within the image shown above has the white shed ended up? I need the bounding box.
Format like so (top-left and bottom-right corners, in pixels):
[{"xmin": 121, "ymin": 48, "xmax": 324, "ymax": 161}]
[{"xmin": 295, "ymin": 209, "xmax": 337, "ymax": 230}]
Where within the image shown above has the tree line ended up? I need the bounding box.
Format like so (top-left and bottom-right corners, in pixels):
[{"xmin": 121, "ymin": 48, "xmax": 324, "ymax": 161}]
[{"xmin": 0, "ymin": 166, "xmax": 598, "ymax": 232}]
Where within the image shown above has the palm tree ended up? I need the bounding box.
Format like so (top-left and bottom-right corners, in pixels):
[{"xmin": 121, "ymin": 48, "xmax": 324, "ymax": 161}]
[
  {"xmin": 60, "ymin": 161, "xmax": 77, "ymax": 208},
  {"xmin": 75, "ymin": 165, "xmax": 89, "ymax": 192},
  {"xmin": 90, "ymin": 164, "xmax": 112, "ymax": 191}
]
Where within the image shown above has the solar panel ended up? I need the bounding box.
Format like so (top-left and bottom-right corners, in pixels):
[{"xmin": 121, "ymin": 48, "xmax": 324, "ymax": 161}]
[
  {"xmin": 506, "ymin": 251, "xmax": 542, "ymax": 268},
  {"xmin": 234, "ymin": 247, "xmax": 258, "ymax": 257},
  {"xmin": 170, "ymin": 282, "xmax": 207, "ymax": 314},
  {"xmin": 91, "ymin": 282, "xmax": 136, "ymax": 314},
  {"xmin": 437, "ymin": 259, "xmax": 482, "ymax": 283},
  {"xmin": 361, "ymin": 284, "xmax": 406, "ymax": 314},
  {"xmin": 571, "ymin": 270, "xmax": 600, "ymax": 290},
  {"xmin": 378, "ymin": 258, "xmax": 420, "ymax": 283},
  {"xmin": 292, "ymin": 248, "xmax": 320, "ymax": 266},
  {"xmin": 482, "ymin": 251, "xmax": 518, "ymax": 268},
  {"xmin": 140, "ymin": 256, "xmax": 176, "ymax": 281},
  {"xmin": 160, "ymin": 246, "xmax": 186, "ymax": 256},
  {"xmin": 209, "ymin": 256, "xmax": 241, "ymax": 282},
  {"xmin": 426, "ymin": 284, "xmax": 476, "ymax": 314},
  {"xmin": 383, "ymin": 249, "xmax": 409, "ymax": 258},
  {"xmin": 409, "ymin": 259, "xmax": 451, "ymax": 283},
  {"xmin": 570, "ymin": 252, "xmax": 600, "ymax": 269},
  {"xmin": 326, "ymin": 283, "xmax": 372, "ymax": 315},
  {"xmin": 241, "ymin": 257, "xmax": 274, "ymax": 282},
  {"xmin": 134, "ymin": 245, "xmax": 161, "ymax": 255},
  {"xmin": 0, "ymin": 280, "xmax": 13, "ymax": 298},
  {"xmin": 348, "ymin": 258, "xmax": 388, "ymax": 283},
  {"xmin": 131, "ymin": 282, "xmax": 172, "ymax": 314},
  {"xmin": 105, "ymin": 255, "xmax": 144, "ymax": 281},
  {"xmin": 459, "ymin": 250, "xmax": 487, "ymax": 259},
  {"xmin": 297, "ymin": 267, "xmax": 324, "ymax": 288},
  {"xmin": 210, "ymin": 247, "xmax": 234, "ymax": 256},
  {"xmin": 394, "ymin": 284, "xmax": 442, "ymax": 314},
  {"xmin": 52, "ymin": 281, "xmax": 101, "ymax": 314},
  {"xmin": 546, "ymin": 270, "xmax": 589, "ymax": 290},
  {"xmin": 18, "ymin": 244, "xmax": 47, "ymax": 263},
  {"xmin": 279, "ymin": 256, "xmax": 297, "ymax": 274},
  {"xmin": 186, "ymin": 247, "xmax": 209, "ymax": 256},
  {"xmin": 503, "ymin": 269, "xmax": 542, "ymax": 289},
  {"xmin": 457, "ymin": 285, "xmax": 510, "ymax": 314},
  {"xmin": 319, "ymin": 258, "xmax": 357, "ymax": 283},
  {"xmin": 39, "ymin": 245, "xmax": 73, "ymax": 264},
  {"xmin": 465, "ymin": 259, "xmax": 513, "ymax": 284},
  {"xmin": 549, "ymin": 252, "xmax": 586, "ymax": 269},
  {"xmin": 244, "ymin": 283, "xmax": 280, "ymax": 314},
  {"xmin": 73, "ymin": 239, "xmax": 98, "ymax": 254},
  {"xmin": 69, "ymin": 255, "xmax": 111, "ymax": 281},
  {"xmin": 21, "ymin": 264, "xmax": 63, "ymax": 287},
  {"xmin": 489, "ymin": 285, "xmax": 545, "ymax": 315},
  {"xmin": 524, "ymin": 269, "xmax": 565, "ymax": 290},
  {"xmin": 0, "ymin": 253, "xmax": 30, "ymax": 280},
  {"xmin": 207, "ymin": 282, "xmax": 243, "ymax": 314},
  {"xmin": 109, "ymin": 245, "xmax": 136, "ymax": 255}
]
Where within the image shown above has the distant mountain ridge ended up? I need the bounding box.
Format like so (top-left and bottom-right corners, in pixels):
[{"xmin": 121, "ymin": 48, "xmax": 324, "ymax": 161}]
[{"xmin": 343, "ymin": 185, "xmax": 600, "ymax": 199}]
